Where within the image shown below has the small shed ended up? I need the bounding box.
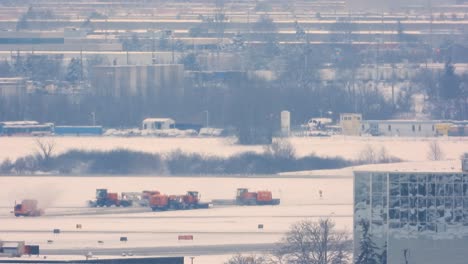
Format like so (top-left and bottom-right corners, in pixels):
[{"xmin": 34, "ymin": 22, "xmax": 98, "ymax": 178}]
[
  {"xmin": 340, "ymin": 113, "xmax": 362, "ymax": 136},
  {"xmin": 142, "ymin": 118, "xmax": 175, "ymax": 130}
]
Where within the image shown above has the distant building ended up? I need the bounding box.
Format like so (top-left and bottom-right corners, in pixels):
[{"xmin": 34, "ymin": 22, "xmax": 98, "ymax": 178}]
[
  {"xmin": 0, "ymin": 78, "xmax": 26, "ymax": 98},
  {"xmin": 92, "ymin": 64, "xmax": 184, "ymax": 99},
  {"xmin": 0, "ymin": 121, "xmax": 54, "ymax": 136},
  {"xmin": 354, "ymin": 157, "xmax": 468, "ymax": 264},
  {"xmin": 362, "ymin": 120, "xmax": 440, "ymax": 137},
  {"xmin": 340, "ymin": 116, "xmax": 467, "ymax": 137},
  {"xmin": 340, "ymin": 113, "xmax": 362, "ymax": 136},
  {"xmin": 0, "ymin": 78, "xmax": 26, "ymax": 121},
  {"xmin": 142, "ymin": 118, "xmax": 175, "ymax": 130},
  {"xmin": 280, "ymin": 110, "xmax": 291, "ymax": 136},
  {"xmin": 346, "ymin": 0, "xmax": 457, "ymax": 12}
]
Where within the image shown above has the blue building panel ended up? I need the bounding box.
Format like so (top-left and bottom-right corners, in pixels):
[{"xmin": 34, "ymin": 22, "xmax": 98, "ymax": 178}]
[{"xmin": 54, "ymin": 126, "xmax": 103, "ymax": 135}]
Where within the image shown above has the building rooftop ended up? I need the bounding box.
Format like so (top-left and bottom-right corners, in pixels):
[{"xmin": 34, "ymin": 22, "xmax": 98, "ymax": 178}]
[
  {"xmin": 142, "ymin": 118, "xmax": 175, "ymax": 123},
  {"xmin": 280, "ymin": 159, "xmax": 464, "ymax": 177},
  {"xmin": 354, "ymin": 160, "xmax": 462, "ymax": 174}
]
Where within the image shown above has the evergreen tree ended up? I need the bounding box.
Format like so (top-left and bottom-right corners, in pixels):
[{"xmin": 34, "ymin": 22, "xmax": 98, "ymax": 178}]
[
  {"xmin": 439, "ymin": 60, "xmax": 460, "ymax": 99},
  {"xmin": 355, "ymin": 219, "xmax": 380, "ymax": 264},
  {"xmin": 66, "ymin": 58, "xmax": 82, "ymax": 84},
  {"xmin": 179, "ymin": 53, "xmax": 200, "ymax": 71},
  {"xmin": 0, "ymin": 60, "xmax": 12, "ymax": 77},
  {"xmin": 231, "ymin": 32, "xmax": 245, "ymax": 51}
]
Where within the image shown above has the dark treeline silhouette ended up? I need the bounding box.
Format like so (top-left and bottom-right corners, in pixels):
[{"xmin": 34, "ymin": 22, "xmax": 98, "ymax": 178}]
[{"xmin": 0, "ymin": 148, "xmax": 349, "ymax": 175}]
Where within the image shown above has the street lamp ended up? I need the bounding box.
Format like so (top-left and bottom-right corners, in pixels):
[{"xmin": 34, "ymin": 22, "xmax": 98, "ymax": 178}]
[
  {"xmin": 203, "ymin": 110, "xmax": 209, "ymax": 128},
  {"xmin": 90, "ymin": 112, "xmax": 96, "ymax": 126}
]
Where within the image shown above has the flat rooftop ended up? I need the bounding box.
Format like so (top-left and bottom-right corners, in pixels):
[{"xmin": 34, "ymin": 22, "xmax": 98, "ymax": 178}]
[
  {"xmin": 354, "ymin": 160, "xmax": 462, "ymax": 174},
  {"xmin": 280, "ymin": 160, "xmax": 464, "ymax": 177}
]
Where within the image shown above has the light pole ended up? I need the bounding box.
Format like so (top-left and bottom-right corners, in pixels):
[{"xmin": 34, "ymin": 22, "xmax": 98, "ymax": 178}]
[
  {"xmin": 203, "ymin": 110, "xmax": 209, "ymax": 128},
  {"xmin": 90, "ymin": 112, "xmax": 96, "ymax": 126},
  {"xmin": 190, "ymin": 256, "xmax": 195, "ymax": 264}
]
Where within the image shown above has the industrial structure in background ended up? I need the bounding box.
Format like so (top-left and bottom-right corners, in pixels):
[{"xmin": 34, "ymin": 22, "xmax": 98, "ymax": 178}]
[
  {"xmin": 92, "ymin": 64, "xmax": 184, "ymax": 99},
  {"xmin": 280, "ymin": 110, "xmax": 291, "ymax": 137},
  {"xmin": 12, "ymin": 200, "xmax": 43, "ymax": 217},
  {"xmin": 340, "ymin": 113, "xmax": 468, "ymax": 137}
]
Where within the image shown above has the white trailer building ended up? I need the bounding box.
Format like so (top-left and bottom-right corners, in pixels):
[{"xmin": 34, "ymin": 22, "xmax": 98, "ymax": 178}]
[
  {"xmin": 361, "ymin": 120, "xmax": 440, "ymax": 137},
  {"xmin": 142, "ymin": 118, "xmax": 175, "ymax": 130}
]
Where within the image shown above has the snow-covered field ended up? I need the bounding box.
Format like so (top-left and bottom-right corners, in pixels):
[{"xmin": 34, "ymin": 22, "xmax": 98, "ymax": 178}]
[
  {"xmin": 1, "ymin": 136, "xmax": 465, "ymax": 263},
  {"xmin": 0, "ymin": 136, "xmax": 467, "ymax": 162},
  {"xmin": 0, "ymin": 176, "xmax": 353, "ymax": 263}
]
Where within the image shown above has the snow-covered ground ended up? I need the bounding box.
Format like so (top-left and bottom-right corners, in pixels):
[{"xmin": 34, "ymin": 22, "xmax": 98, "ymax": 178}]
[
  {"xmin": 1, "ymin": 136, "xmax": 465, "ymax": 263},
  {"xmin": 0, "ymin": 136, "xmax": 467, "ymax": 162},
  {"xmin": 0, "ymin": 176, "xmax": 353, "ymax": 263}
]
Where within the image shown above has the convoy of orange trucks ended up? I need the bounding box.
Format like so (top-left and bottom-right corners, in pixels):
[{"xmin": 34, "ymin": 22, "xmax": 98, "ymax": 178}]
[{"xmin": 10, "ymin": 187, "xmax": 280, "ymax": 217}]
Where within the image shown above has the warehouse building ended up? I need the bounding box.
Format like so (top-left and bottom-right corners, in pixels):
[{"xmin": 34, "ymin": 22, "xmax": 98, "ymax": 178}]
[{"xmin": 92, "ymin": 64, "xmax": 184, "ymax": 99}]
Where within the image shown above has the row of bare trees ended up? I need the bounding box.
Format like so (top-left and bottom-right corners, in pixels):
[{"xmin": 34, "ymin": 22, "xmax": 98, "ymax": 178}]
[{"xmin": 226, "ymin": 219, "xmax": 351, "ymax": 264}]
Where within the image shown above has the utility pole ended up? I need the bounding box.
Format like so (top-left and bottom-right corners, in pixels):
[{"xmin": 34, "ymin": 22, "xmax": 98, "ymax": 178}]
[
  {"xmin": 80, "ymin": 48, "xmax": 84, "ymax": 85},
  {"xmin": 151, "ymin": 29, "xmax": 155, "ymax": 64},
  {"xmin": 91, "ymin": 112, "xmax": 96, "ymax": 126},
  {"xmin": 203, "ymin": 110, "xmax": 209, "ymax": 128}
]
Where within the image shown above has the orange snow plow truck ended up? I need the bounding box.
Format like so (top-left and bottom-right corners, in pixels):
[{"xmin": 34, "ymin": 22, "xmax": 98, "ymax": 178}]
[
  {"xmin": 13, "ymin": 199, "xmax": 44, "ymax": 217},
  {"xmin": 236, "ymin": 188, "xmax": 280, "ymax": 205},
  {"xmin": 149, "ymin": 191, "xmax": 210, "ymax": 211}
]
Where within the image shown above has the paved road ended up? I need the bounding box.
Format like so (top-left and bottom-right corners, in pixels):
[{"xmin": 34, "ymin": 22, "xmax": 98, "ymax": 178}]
[{"xmin": 41, "ymin": 243, "xmax": 277, "ymax": 256}]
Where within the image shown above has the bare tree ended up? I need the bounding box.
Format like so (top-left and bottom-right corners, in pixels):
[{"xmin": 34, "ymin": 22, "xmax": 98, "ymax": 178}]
[
  {"xmin": 359, "ymin": 145, "xmax": 401, "ymax": 164},
  {"xmin": 358, "ymin": 145, "xmax": 377, "ymax": 164},
  {"xmin": 279, "ymin": 219, "xmax": 350, "ymax": 264},
  {"xmin": 0, "ymin": 158, "xmax": 13, "ymax": 174},
  {"xmin": 225, "ymin": 219, "xmax": 350, "ymax": 264},
  {"xmin": 34, "ymin": 138, "xmax": 56, "ymax": 169},
  {"xmin": 264, "ymin": 138, "xmax": 296, "ymax": 160},
  {"xmin": 427, "ymin": 141, "xmax": 444, "ymax": 161},
  {"xmin": 225, "ymin": 254, "xmax": 267, "ymax": 264}
]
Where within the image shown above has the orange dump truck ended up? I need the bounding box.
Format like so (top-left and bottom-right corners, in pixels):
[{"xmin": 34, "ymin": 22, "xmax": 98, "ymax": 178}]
[
  {"xmin": 13, "ymin": 199, "xmax": 44, "ymax": 217},
  {"xmin": 149, "ymin": 191, "xmax": 210, "ymax": 211},
  {"xmin": 235, "ymin": 188, "xmax": 280, "ymax": 205}
]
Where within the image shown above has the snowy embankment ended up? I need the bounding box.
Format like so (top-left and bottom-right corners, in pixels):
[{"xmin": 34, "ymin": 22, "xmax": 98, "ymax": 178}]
[{"xmin": 0, "ymin": 136, "xmax": 466, "ymax": 163}]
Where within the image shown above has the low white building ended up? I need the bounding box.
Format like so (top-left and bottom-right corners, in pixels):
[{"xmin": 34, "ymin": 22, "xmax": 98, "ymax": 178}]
[
  {"xmin": 362, "ymin": 120, "xmax": 439, "ymax": 137},
  {"xmin": 142, "ymin": 118, "xmax": 175, "ymax": 130}
]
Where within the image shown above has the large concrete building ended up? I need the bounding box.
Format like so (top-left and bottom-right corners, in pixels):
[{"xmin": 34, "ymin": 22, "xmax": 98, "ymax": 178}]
[
  {"xmin": 92, "ymin": 64, "xmax": 184, "ymax": 99},
  {"xmin": 354, "ymin": 157, "xmax": 468, "ymax": 264},
  {"xmin": 346, "ymin": 0, "xmax": 458, "ymax": 12},
  {"xmin": 0, "ymin": 78, "xmax": 26, "ymax": 98}
]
